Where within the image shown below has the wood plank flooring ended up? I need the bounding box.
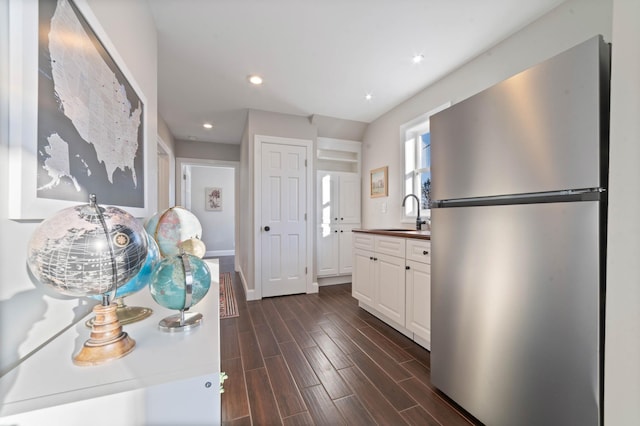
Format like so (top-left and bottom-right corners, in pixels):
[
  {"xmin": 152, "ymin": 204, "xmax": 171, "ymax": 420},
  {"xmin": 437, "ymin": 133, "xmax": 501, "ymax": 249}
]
[{"xmin": 216, "ymin": 256, "xmax": 481, "ymax": 425}]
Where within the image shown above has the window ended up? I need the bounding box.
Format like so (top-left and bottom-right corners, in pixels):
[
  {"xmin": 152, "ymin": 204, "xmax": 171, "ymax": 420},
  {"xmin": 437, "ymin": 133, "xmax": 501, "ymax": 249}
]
[{"xmin": 401, "ymin": 103, "xmax": 450, "ymax": 222}]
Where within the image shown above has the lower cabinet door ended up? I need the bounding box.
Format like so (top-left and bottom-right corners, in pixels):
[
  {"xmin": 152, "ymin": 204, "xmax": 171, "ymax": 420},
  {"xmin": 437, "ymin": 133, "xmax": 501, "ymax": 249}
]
[
  {"xmin": 374, "ymin": 253, "xmax": 406, "ymax": 326},
  {"xmin": 338, "ymin": 225, "xmax": 355, "ymax": 274},
  {"xmin": 317, "ymin": 225, "xmax": 338, "ymax": 277},
  {"xmin": 405, "ymin": 259, "xmax": 431, "ymax": 348},
  {"xmin": 352, "ymin": 249, "xmax": 374, "ymax": 305}
]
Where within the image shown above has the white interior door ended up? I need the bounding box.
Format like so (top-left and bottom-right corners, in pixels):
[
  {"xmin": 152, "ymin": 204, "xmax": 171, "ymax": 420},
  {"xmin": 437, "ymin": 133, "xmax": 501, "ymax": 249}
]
[{"xmin": 261, "ymin": 142, "xmax": 307, "ymax": 297}]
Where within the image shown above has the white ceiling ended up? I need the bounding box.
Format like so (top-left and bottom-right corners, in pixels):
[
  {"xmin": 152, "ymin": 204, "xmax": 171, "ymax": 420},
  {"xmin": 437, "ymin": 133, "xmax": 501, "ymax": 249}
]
[{"xmin": 148, "ymin": 0, "xmax": 566, "ymax": 145}]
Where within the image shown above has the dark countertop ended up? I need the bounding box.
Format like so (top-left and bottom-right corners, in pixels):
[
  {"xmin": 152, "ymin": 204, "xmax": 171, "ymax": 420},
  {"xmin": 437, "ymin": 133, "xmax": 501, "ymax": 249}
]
[{"xmin": 353, "ymin": 228, "xmax": 431, "ymax": 240}]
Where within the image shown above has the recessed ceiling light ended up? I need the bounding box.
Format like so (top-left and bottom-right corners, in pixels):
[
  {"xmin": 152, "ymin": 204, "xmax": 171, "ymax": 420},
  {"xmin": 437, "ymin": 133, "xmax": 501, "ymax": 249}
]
[
  {"xmin": 412, "ymin": 54, "xmax": 424, "ymax": 64},
  {"xmin": 365, "ymin": 93, "xmax": 373, "ymax": 101},
  {"xmin": 203, "ymin": 123, "xmax": 213, "ymax": 129},
  {"xmin": 248, "ymin": 75, "xmax": 263, "ymax": 85}
]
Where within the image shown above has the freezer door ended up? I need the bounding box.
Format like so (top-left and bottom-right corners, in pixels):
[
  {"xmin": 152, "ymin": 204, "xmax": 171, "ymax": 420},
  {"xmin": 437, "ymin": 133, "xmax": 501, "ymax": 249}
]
[
  {"xmin": 431, "ymin": 36, "xmax": 609, "ymax": 201},
  {"xmin": 431, "ymin": 201, "xmax": 601, "ymax": 426}
]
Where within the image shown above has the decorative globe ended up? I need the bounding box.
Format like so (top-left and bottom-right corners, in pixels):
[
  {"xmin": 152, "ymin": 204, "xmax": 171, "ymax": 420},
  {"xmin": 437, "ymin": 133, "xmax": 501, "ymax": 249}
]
[
  {"xmin": 178, "ymin": 237, "xmax": 206, "ymax": 258},
  {"xmin": 149, "ymin": 254, "xmax": 211, "ymax": 310},
  {"xmin": 144, "ymin": 207, "xmax": 202, "ymax": 257},
  {"xmin": 27, "ymin": 202, "xmax": 148, "ymax": 297},
  {"xmin": 89, "ymin": 230, "xmax": 160, "ymax": 301}
]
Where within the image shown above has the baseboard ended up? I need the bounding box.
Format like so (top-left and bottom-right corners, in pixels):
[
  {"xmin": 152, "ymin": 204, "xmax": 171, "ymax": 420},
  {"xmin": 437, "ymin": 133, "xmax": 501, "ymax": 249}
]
[
  {"xmin": 205, "ymin": 249, "xmax": 235, "ymax": 257},
  {"xmin": 317, "ymin": 275, "xmax": 352, "ymax": 286},
  {"xmin": 237, "ymin": 267, "xmax": 260, "ymax": 301},
  {"xmin": 357, "ymin": 301, "xmax": 413, "ymax": 339}
]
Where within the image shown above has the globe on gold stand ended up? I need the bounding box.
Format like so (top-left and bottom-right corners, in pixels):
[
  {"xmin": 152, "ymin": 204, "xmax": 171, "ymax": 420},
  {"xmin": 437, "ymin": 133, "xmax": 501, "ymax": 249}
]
[
  {"xmin": 74, "ymin": 301, "xmax": 136, "ymax": 366},
  {"xmin": 27, "ymin": 194, "xmax": 148, "ymax": 366}
]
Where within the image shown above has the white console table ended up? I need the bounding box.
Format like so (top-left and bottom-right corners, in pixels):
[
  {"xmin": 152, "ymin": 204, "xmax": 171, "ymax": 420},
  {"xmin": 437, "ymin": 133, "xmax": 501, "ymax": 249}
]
[{"xmin": 0, "ymin": 259, "xmax": 221, "ymax": 426}]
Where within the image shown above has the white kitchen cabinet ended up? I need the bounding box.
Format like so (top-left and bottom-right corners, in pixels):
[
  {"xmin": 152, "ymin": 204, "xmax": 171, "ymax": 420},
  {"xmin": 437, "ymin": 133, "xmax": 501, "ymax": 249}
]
[
  {"xmin": 317, "ymin": 223, "xmax": 356, "ymax": 277},
  {"xmin": 318, "ymin": 171, "xmax": 360, "ymax": 226},
  {"xmin": 405, "ymin": 240, "xmax": 431, "ymax": 349},
  {"xmin": 352, "ymin": 232, "xmax": 431, "ymax": 349},
  {"xmin": 353, "ymin": 248, "xmax": 375, "ymax": 305},
  {"xmin": 336, "ymin": 173, "xmax": 361, "ymax": 224},
  {"xmin": 315, "ymin": 138, "xmax": 362, "ymax": 284},
  {"xmin": 375, "ymin": 252, "xmax": 406, "ymax": 325},
  {"xmin": 338, "ymin": 224, "xmax": 355, "ymax": 274},
  {"xmin": 317, "ymin": 170, "xmax": 360, "ymax": 280},
  {"xmin": 352, "ymin": 234, "xmax": 406, "ymax": 327}
]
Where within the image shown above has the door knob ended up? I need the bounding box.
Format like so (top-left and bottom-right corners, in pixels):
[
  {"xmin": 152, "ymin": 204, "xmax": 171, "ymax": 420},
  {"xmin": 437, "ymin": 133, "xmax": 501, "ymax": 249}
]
[{"xmin": 264, "ymin": 226, "xmax": 270, "ymax": 231}]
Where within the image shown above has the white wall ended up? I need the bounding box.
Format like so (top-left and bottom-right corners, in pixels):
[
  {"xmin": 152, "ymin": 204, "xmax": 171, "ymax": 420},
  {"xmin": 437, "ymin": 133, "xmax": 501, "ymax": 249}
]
[
  {"xmin": 361, "ymin": 0, "xmax": 612, "ymax": 229},
  {"xmin": 238, "ymin": 109, "xmax": 317, "ymax": 298},
  {"xmin": 175, "ymin": 139, "xmax": 240, "ymax": 162},
  {"xmin": 0, "ymin": 0, "xmax": 158, "ymax": 374},
  {"xmin": 189, "ymin": 166, "xmax": 235, "ymax": 256},
  {"xmin": 605, "ymin": 0, "xmax": 640, "ymax": 423}
]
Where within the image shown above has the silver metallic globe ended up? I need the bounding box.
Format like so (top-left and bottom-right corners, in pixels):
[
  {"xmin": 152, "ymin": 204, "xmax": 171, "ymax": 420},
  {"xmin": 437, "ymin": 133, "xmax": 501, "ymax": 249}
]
[{"xmin": 27, "ymin": 202, "xmax": 148, "ymax": 298}]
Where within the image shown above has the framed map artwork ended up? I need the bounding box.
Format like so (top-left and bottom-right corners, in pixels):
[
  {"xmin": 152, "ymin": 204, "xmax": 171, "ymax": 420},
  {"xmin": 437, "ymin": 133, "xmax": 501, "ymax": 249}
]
[{"xmin": 8, "ymin": 0, "xmax": 148, "ymax": 219}]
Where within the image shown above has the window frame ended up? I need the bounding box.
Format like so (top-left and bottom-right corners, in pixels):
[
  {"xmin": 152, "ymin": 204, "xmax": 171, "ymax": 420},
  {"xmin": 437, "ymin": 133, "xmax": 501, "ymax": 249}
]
[{"xmin": 400, "ymin": 102, "xmax": 450, "ymax": 224}]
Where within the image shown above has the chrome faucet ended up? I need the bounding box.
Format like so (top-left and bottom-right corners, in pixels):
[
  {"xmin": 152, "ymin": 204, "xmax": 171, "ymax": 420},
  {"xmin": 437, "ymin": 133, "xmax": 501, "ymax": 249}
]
[{"xmin": 402, "ymin": 194, "xmax": 426, "ymax": 230}]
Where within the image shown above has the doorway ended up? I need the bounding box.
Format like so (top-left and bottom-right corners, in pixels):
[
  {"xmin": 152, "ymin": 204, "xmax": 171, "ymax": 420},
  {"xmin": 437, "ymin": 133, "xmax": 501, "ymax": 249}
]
[
  {"xmin": 177, "ymin": 158, "xmax": 239, "ymax": 259},
  {"xmin": 254, "ymin": 135, "xmax": 314, "ymax": 298}
]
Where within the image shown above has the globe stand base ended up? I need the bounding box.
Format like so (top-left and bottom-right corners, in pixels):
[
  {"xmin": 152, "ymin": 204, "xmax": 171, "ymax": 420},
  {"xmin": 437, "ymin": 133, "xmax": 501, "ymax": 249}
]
[
  {"xmin": 85, "ymin": 298, "xmax": 153, "ymax": 328},
  {"xmin": 74, "ymin": 303, "xmax": 136, "ymax": 366},
  {"xmin": 158, "ymin": 311, "xmax": 203, "ymax": 332}
]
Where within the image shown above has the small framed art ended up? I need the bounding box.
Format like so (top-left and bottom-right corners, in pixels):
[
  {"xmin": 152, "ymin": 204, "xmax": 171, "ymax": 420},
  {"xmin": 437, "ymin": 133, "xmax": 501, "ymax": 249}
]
[{"xmin": 370, "ymin": 166, "xmax": 388, "ymax": 198}]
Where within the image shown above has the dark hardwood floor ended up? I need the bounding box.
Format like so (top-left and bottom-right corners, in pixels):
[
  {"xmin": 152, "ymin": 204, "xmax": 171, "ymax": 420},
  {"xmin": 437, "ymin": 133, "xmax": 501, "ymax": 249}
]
[{"xmin": 216, "ymin": 256, "xmax": 481, "ymax": 426}]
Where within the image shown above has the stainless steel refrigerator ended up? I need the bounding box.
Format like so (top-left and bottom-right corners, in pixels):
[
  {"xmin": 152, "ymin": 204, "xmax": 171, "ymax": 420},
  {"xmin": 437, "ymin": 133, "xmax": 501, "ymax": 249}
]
[{"xmin": 430, "ymin": 35, "xmax": 609, "ymax": 426}]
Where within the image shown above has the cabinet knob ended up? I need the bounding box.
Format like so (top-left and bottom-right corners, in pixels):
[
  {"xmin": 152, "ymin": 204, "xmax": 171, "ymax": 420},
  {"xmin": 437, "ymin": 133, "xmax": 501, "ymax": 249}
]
[
  {"xmin": 341, "ymin": 217, "xmax": 344, "ymax": 220},
  {"xmin": 335, "ymin": 230, "xmax": 338, "ymax": 233},
  {"xmin": 369, "ymin": 256, "xmax": 374, "ymax": 260},
  {"xmin": 334, "ymin": 217, "xmax": 338, "ymax": 221},
  {"xmin": 405, "ymin": 266, "xmax": 410, "ymax": 270},
  {"xmin": 423, "ymin": 250, "xmax": 429, "ymax": 255},
  {"xmin": 373, "ymin": 257, "xmax": 378, "ymax": 261},
  {"xmin": 340, "ymin": 230, "xmax": 344, "ymax": 233},
  {"xmin": 264, "ymin": 226, "xmax": 270, "ymax": 232}
]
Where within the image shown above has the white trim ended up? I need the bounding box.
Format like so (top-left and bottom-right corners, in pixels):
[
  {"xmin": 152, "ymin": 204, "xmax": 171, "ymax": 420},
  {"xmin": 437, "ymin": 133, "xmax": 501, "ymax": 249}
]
[
  {"xmin": 238, "ymin": 266, "xmax": 258, "ymax": 301},
  {"xmin": 175, "ymin": 158, "xmax": 239, "ymax": 205},
  {"xmin": 399, "ymin": 102, "xmax": 451, "ymax": 224},
  {"xmin": 176, "ymin": 157, "xmax": 240, "ymax": 267},
  {"xmin": 157, "ymin": 135, "xmax": 175, "ymax": 208},
  {"xmin": 254, "ymin": 134, "xmax": 315, "ymax": 299},
  {"xmin": 318, "ymin": 275, "xmax": 352, "ymax": 286},
  {"xmin": 205, "ymin": 250, "xmax": 235, "ymax": 257}
]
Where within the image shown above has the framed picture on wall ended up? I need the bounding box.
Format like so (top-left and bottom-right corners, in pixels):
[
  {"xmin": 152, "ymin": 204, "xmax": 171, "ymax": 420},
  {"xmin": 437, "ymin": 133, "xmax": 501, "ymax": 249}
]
[
  {"xmin": 370, "ymin": 166, "xmax": 388, "ymax": 198},
  {"xmin": 7, "ymin": 0, "xmax": 148, "ymax": 219},
  {"xmin": 205, "ymin": 187, "xmax": 223, "ymax": 211}
]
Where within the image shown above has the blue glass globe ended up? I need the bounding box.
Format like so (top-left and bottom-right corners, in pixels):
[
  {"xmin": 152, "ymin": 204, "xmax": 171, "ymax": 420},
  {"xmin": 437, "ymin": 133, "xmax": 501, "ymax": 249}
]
[{"xmin": 149, "ymin": 254, "xmax": 211, "ymax": 310}]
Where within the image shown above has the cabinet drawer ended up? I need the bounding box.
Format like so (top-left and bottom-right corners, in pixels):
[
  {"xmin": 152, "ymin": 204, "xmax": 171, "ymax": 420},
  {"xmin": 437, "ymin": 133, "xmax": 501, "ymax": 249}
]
[
  {"xmin": 406, "ymin": 240, "xmax": 431, "ymax": 264},
  {"xmin": 375, "ymin": 236, "xmax": 406, "ymax": 258},
  {"xmin": 353, "ymin": 233, "xmax": 374, "ymax": 251}
]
